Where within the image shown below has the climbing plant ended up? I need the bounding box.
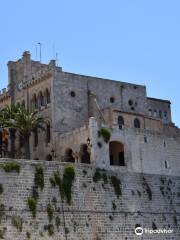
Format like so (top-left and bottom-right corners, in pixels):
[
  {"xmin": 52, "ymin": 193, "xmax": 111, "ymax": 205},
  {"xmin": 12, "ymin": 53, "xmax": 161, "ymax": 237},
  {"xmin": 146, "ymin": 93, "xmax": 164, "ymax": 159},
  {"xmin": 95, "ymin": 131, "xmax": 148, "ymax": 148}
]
[
  {"xmin": 110, "ymin": 176, "xmax": 122, "ymax": 198},
  {"xmin": 47, "ymin": 203, "xmax": 54, "ymax": 222},
  {"xmin": 27, "ymin": 197, "xmax": 37, "ymax": 219},
  {"xmin": 11, "ymin": 216, "xmax": 23, "ymax": 232},
  {"xmin": 1, "ymin": 162, "xmax": 20, "ymax": 174},
  {"xmin": 62, "ymin": 165, "xmax": 75, "ymax": 205},
  {"xmin": 99, "ymin": 127, "xmax": 111, "ymax": 143},
  {"xmin": 34, "ymin": 165, "xmax": 44, "ymax": 190}
]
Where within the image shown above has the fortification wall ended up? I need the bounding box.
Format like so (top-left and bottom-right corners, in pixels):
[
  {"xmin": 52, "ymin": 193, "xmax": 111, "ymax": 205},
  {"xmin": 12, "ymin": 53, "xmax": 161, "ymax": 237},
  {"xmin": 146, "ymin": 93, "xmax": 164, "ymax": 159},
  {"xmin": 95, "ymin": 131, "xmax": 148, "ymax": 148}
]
[{"xmin": 0, "ymin": 159, "xmax": 179, "ymax": 240}]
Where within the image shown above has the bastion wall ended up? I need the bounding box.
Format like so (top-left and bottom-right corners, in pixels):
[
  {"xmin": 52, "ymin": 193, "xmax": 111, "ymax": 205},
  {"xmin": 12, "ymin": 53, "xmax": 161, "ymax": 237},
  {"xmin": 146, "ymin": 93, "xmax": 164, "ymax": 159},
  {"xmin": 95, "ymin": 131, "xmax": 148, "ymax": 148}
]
[{"xmin": 0, "ymin": 159, "xmax": 179, "ymax": 240}]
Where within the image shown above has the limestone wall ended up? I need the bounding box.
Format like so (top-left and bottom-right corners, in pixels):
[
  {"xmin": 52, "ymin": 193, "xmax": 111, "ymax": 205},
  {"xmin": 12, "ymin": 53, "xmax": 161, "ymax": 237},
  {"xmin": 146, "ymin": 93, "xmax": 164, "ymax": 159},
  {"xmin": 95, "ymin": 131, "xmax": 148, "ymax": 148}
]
[
  {"xmin": 52, "ymin": 71, "xmax": 148, "ymax": 134},
  {"xmin": 0, "ymin": 159, "xmax": 179, "ymax": 240}
]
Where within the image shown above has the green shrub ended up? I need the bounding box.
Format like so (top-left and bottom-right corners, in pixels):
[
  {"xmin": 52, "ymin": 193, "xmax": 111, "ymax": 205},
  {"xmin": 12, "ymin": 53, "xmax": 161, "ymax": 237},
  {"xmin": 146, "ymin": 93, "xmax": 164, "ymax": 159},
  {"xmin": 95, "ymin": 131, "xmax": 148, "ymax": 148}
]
[
  {"xmin": 62, "ymin": 165, "xmax": 75, "ymax": 205},
  {"xmin": 110, "ymin": 176, "xmax": 122, "ymax": 198},
  {"xmin": 46, "ymin": 203, "xmax": 54, "ymax": 222},
  {"xmin": 50, "ymin": 167, "xmax": 75, "ymax": 205},
  {"xmin": 11, "ymin": 216, "xmax": 23, "ymax": 232},
  {"xmin": 0, "ymin": 184, "xmax": 3, "ymax": 195},
  {"xmin": 102, "ymin": 173, "xmax": 108, "ymax": 184},
  {"xmin": 54, "ymin": 172, "xmax": 62, "ymax": 187},
  {"xmin": 49, "ymin": 177, "xmax": 56, "ymax": 187},
  {"xmin": 2, "ymin": 162, "xmax": 20, "ymax": 174},
  {"xmin": 93, "ymin": 169, "xmax": 101, "ymax": 182},
  {"xmin": 93, "ymin": 169, "xmax": 108, "ymax": 184},
  {"xmin": 28, "ymin": 197, "xmax": 37, "ymax": 218},
  {"xmin": 34, "ymin": 166, "xmax": 44, "ymax": 190},
  {"xmin": 99, "ymin": 127, "xmax": 111, "ymax": 143}
]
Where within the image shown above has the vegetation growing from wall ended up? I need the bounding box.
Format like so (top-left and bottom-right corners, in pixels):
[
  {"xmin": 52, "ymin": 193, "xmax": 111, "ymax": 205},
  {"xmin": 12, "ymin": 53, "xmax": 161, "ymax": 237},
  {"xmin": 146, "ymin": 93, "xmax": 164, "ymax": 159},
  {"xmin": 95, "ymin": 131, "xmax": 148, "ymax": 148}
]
[
  {"xmin": 93, "ymin": 169, "xmax": 108, "ymax": 184},
  {"xmin": 44, "ymin": 224, "xmax": 54, "ymax": 236},
  {"xmin": 49, "ymin": 176, "xmax": 56, "ymax": 187},
  {"xmin": 110, "ymin": 176, "xmax": 122, "ymax": 198},
  {"xmin": 47, "ymin": 203, "xmax": 54, "ymax": 222},
  {"xmin": 62, "ymin": 165, "xmax": 75, "ymax": 205},
  {"xmin": 34, "ymin": 166, "xmax": 44, "ymax": 190},
  {"xmin": 1, "ymin": 162, "xmax": 20, "ymax": 174},
  {"xmin": 98, "ymin": 127, "xmax": 111, "ymax": 143},
  {"xmin": 27, "ymin": 197, "xmax": 37, "ymax": 218},
  {"xmin": 49, "ymin": 165, "xmax": 75, "ymax": 205},
  {"xmin": 11, "ymin": 216, "xmax": 23, "ymax": 232}
]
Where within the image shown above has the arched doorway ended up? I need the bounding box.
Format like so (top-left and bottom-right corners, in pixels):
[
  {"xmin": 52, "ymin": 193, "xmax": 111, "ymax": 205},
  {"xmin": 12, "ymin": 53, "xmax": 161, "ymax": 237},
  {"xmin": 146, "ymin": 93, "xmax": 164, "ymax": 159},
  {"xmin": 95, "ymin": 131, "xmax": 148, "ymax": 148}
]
[
  {"xmin": 109, "ymin": 141, "xmax": 125, "ymax": 166},
  {"xmin": 64, "ymin": 148, "xmax": 75, "ymax": 163},
  {"xmin": 79, "ymin": 144, "xmax": 90, "ymax": 164}
]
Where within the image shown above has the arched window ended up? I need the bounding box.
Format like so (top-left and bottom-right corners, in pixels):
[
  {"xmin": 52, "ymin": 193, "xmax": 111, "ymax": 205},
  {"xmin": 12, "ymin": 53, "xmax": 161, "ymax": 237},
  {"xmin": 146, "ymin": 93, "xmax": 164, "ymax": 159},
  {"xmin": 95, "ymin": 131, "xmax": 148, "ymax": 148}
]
[
  {"xmin": 32, "ymin": 94, "xmax": 38, "ymax": 109},
  {"xmin": 148, "ymin": 109, "xmax": 152, "ymax": 116},
  {"xmin": 109, "ymin": 141, "xmax": 125, "ymax": 166},
  {"xmin": 118, "ymin": 116, "xmax": 124, "ymax": 129},
  {"xmin": 79, "ymin": 144, "xmax": 90, "ymax": 164},
  {"xmin": 134, "ymin": 118, "xmax": 140, "ymax": 128},
  {"xmin": 154, "ymin": 110, "xmax": 157, "ymax": 117},
  {"xmin": 38, "ymin": 91, "xmax": 44, "ymax": 109},
  {"xmin": 159, "ymin": 110, "xmax": 162, "ymax": 118},
  {"xmin": 64, "ymin": 148, "xmax": 75, "ymax": 163},
  {"xmin": 45, "ymin": 88, "xmax": 51, "ymax": 104},
  {"xmin": 46, "ymin": 122, "xmax": 51, "ymax": 143}
]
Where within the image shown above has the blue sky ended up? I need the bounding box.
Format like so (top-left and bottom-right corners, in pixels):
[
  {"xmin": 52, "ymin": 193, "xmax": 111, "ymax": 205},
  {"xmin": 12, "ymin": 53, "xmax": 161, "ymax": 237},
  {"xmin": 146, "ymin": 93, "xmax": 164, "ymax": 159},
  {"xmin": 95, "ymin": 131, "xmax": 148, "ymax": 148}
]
[{"xmin": 0, "ymin": 0, "xmax": 180, "ymax": 126}]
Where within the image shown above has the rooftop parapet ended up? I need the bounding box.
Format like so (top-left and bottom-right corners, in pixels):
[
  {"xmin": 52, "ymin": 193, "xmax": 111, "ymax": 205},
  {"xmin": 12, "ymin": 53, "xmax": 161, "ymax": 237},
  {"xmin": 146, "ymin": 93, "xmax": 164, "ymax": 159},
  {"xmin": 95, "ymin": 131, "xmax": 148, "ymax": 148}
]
[{"xmin": 0, "ymin": 87, "xmax": 10, "ymax": 100}]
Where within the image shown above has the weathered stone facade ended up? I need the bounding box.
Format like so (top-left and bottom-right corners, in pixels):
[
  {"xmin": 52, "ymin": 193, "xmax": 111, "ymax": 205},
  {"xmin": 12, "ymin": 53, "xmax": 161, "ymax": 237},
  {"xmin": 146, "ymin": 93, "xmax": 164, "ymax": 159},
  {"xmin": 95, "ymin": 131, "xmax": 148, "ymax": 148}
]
[{"xmin": 0, "ymin": 51, "xmax": 180, "ymax": 239}]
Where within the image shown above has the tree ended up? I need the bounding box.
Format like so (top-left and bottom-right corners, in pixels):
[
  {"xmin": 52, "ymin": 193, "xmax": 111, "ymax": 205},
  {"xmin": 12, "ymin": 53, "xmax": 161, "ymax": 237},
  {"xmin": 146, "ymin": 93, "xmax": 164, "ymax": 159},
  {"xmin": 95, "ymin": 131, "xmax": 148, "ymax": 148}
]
[
  {"xmin": 0, "ymin": 106, "xmax": 44, "ymax": 160},
  {"xmin": 13, "ymin": 107, "xmax": 44, "ymax": 159}
]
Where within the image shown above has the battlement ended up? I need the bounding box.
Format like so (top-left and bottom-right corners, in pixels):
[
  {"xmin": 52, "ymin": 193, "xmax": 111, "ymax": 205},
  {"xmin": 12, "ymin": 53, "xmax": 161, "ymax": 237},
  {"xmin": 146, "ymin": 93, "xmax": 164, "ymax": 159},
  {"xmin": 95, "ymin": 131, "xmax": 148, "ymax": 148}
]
[{"xmin": 0, "ymin": 87, "xmax": 10, "ymax": 101}]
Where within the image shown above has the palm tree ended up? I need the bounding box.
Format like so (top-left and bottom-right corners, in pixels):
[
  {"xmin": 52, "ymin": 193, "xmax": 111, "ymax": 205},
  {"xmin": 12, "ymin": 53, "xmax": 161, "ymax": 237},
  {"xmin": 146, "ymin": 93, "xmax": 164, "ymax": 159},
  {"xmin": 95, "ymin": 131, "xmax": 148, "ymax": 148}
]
[
  {"xmin": 0, "ymin": 105, "xmax": 19, "ymax": 158},
  {"xmin": 13, "ymin": 107, "xmax": 44, "ymax": 159}
]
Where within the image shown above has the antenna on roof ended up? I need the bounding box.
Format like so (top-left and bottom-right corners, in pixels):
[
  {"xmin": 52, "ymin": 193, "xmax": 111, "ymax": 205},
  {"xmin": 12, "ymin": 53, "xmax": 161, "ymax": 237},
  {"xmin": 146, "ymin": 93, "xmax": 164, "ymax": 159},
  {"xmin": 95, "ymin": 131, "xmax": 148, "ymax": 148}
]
[
  {"xmin": 37, "ymin": 42, "xmax": 42, "ymax": 62},
  {"xmin": 52, "ymin": 44, "xmax": 59, "ymax": 66},
  {"xmin": 56, "ymin": 52, "xmax": 59, "ymax": 67}
]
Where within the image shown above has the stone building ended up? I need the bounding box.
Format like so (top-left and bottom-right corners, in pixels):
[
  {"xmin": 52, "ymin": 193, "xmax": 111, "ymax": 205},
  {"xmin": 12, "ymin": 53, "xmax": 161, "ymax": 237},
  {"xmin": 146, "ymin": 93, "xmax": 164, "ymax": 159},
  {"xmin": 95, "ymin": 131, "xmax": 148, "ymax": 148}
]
[{"xmin": 0, "ymin": 51, "xmax": 180, "ymax": 176}]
